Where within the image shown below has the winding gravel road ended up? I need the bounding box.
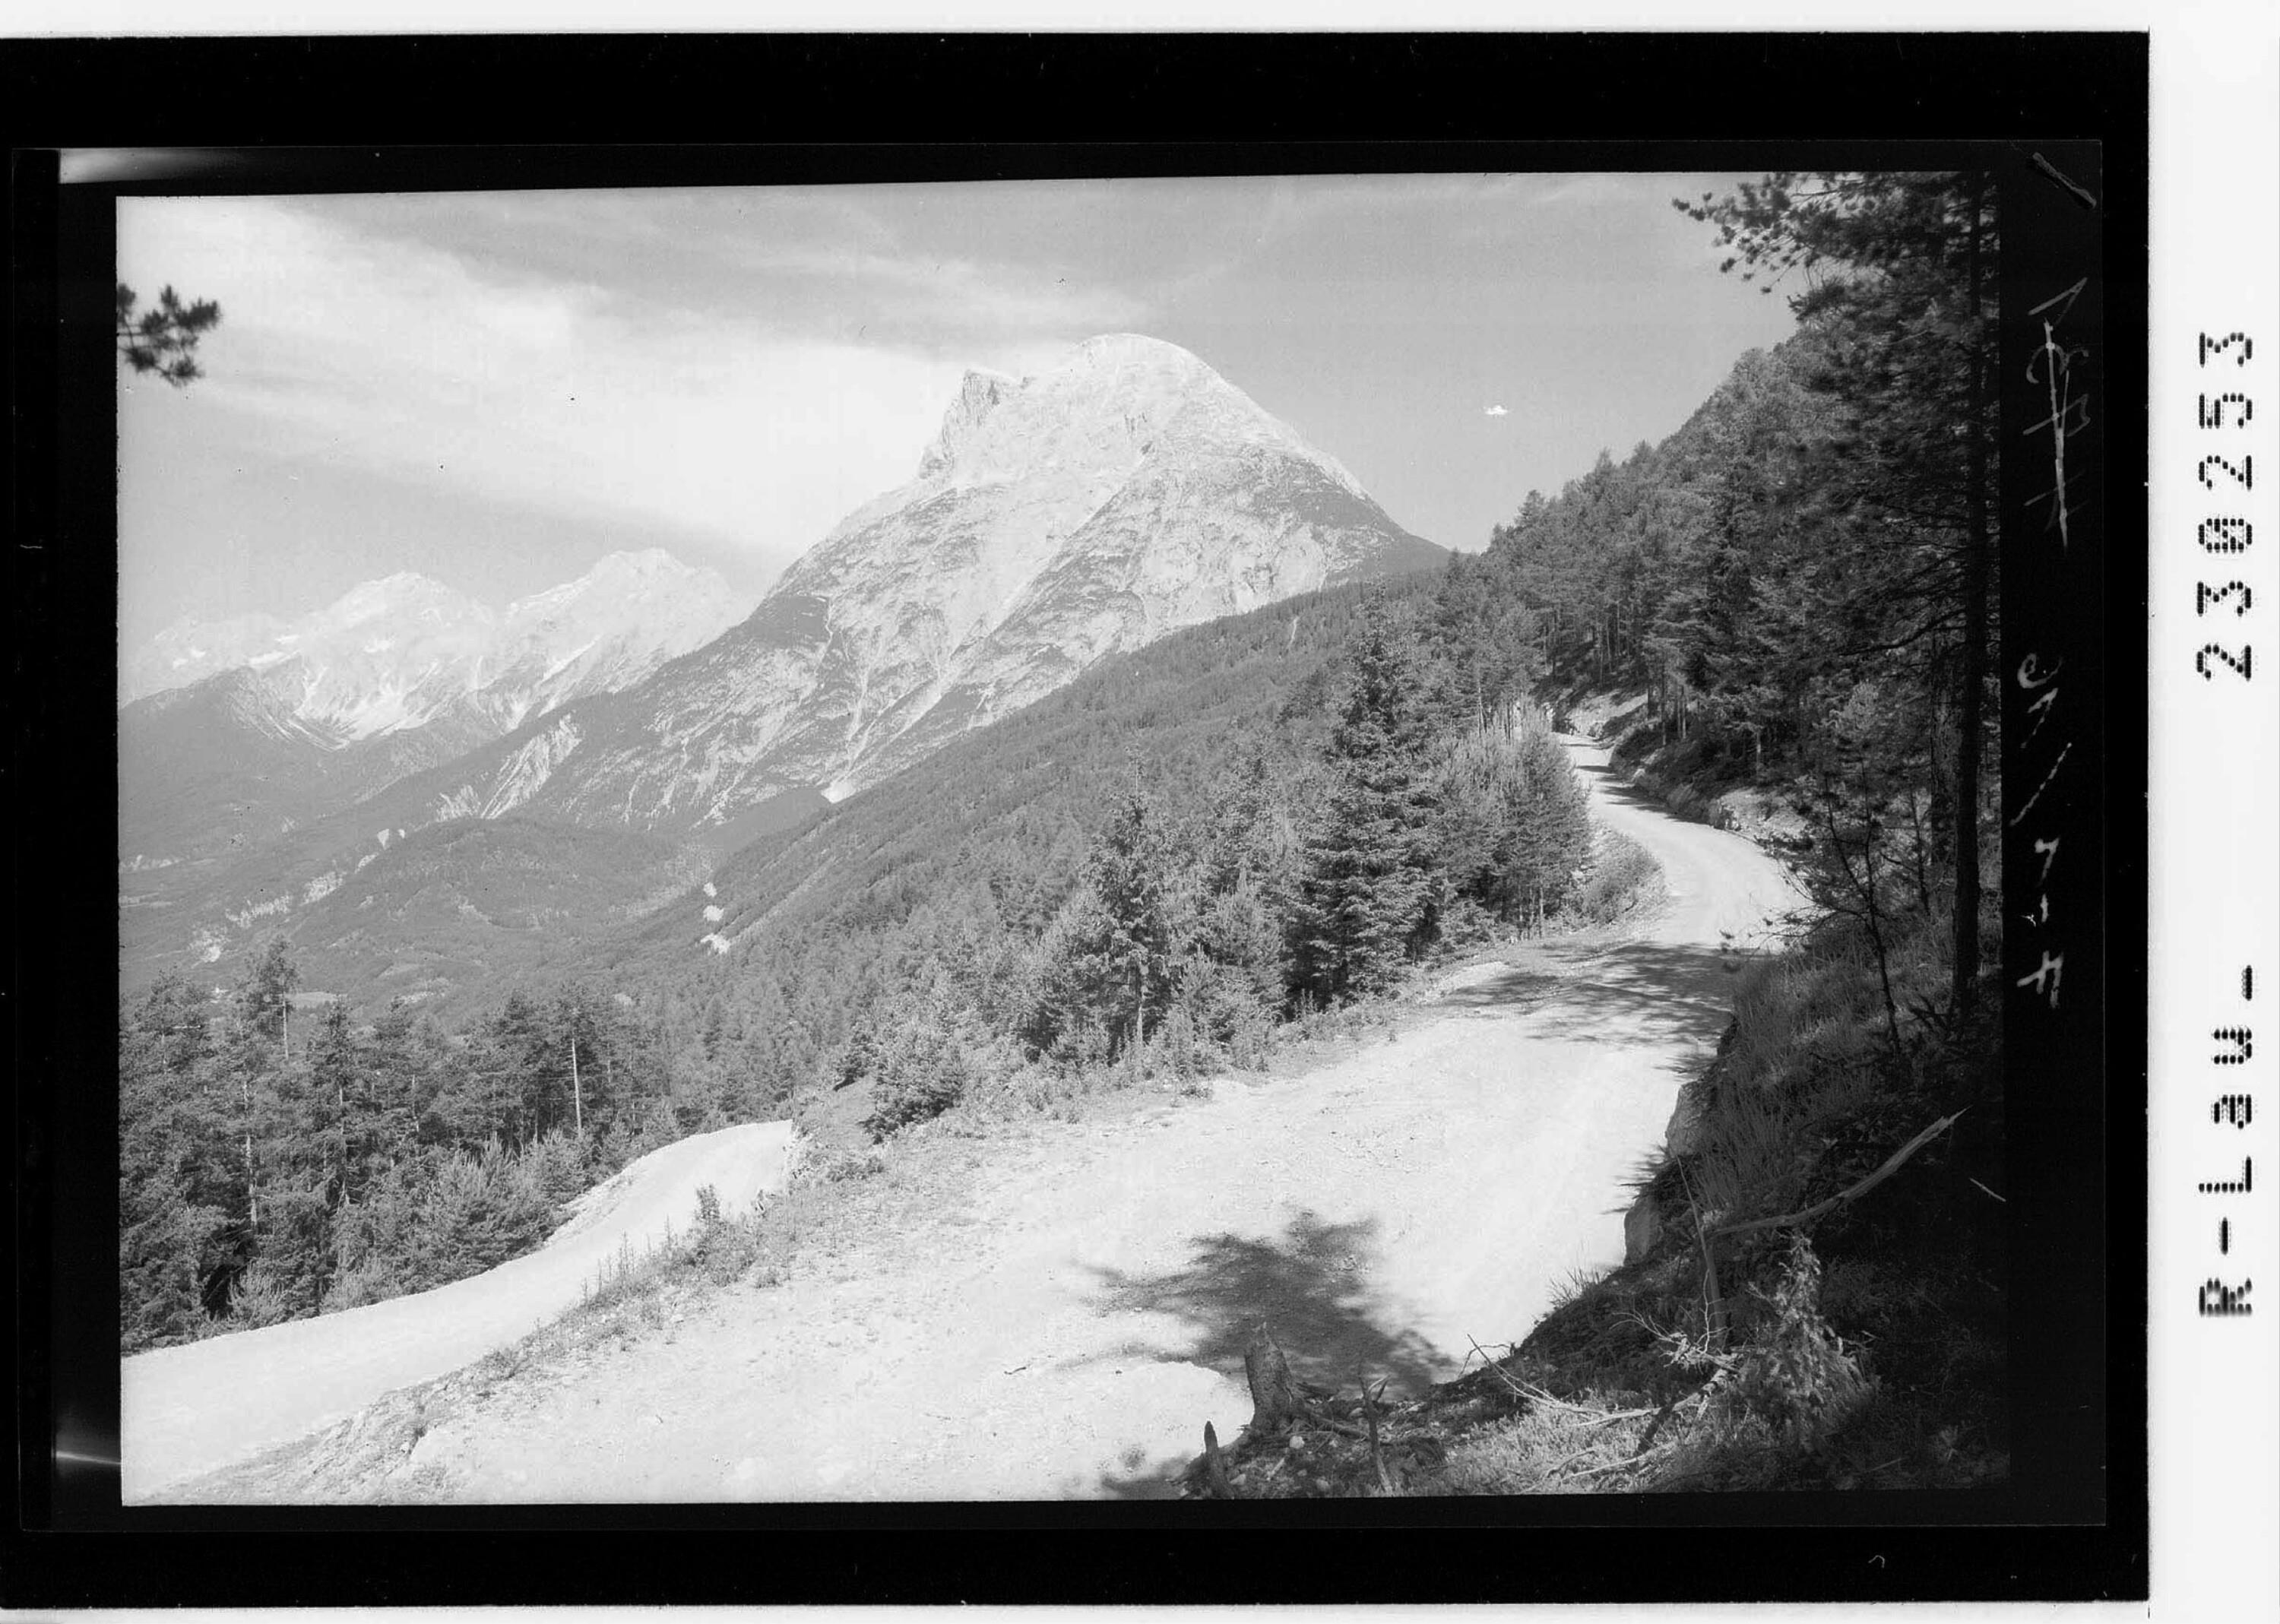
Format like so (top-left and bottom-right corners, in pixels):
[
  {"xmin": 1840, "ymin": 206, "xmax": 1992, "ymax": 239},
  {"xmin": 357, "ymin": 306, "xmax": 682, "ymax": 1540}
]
[{"xmin": 144, "ymin": 739, "xmax": 1803, "ymax": 1503}]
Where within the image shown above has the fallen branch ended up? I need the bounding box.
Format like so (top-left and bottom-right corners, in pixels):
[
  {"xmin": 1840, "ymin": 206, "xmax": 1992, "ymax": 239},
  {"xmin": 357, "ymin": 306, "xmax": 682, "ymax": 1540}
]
[
  {"xmin": 1509, "ymin": 1380, "xmax": 1597, "ymax": 1416},
  {"xmin": 1507, "ymin": 1381, "xmax": 1655, "ymax": 1429},
  {"xmin": 1711, "ymin": 1111, "xmax": 1965, "ymax": 1241},
  {"xmin": 1467, "ymin": 1338, "xmax": 1529, "ymax": 1399},
  {"xmin": 1562, "ymin": 1438, "xmax": 1683, "ymax": 1481}
]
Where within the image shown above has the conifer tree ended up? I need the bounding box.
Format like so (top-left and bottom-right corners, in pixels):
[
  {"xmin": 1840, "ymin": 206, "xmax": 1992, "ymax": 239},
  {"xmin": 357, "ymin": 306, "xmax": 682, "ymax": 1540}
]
[
  {"xmin": 239, "ymin": 937, "xmax": 300, "ymax": 1055},
  {"xmin": 1088, "ymin": 767, "xmax": 1176, "ymax": 1056},
  {"xmin": 1679, "ymin": 170, "xmax": 1999, "ymax": 1005},
  {"xmin": 1290, "ymin": 606, "xmax": 1442, "ymax": 1004},
  {"xmin": 119, "ymin": 976, "xmax": 230, "ymax": 1349},
  {"xmin": 116, "ymin": 282, "xmax": 223, "ymax": 387}
]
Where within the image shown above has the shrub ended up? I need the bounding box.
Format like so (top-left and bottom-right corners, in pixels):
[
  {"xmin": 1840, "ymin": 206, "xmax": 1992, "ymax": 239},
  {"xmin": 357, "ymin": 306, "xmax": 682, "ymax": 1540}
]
[
  {"xmin": 1434, "ymin": 716, "xmax": 1597, "ymax": 929},
  {"xmin": 1722, "ymin": 1234, "xmax": 1875, "ymax": 1452},
  {"xmin": 1573, "ymin": 828, "xmax": 1665, "ymax": 923},
  {"xmin": 852, "ymin": 986, "xmax": 1011, "ymax": 1140},
  {"xmin": 806, "ymin": 1146, "xmax": 887, "ymax": 1183},
  {"xmin": 225, "ymin": 1261, "xmax": 295, "ymax": 1329}
]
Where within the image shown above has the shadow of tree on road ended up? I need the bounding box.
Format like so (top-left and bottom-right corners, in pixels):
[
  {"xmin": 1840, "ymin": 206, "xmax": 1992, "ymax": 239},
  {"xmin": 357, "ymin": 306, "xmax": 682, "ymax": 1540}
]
[
  {"xmin": 1439, "ymin": 939, "xmax": 1745, "ymax": 1051},
  {"xmin": 1081, "ymin": 1211, "xmax": 1446, "ymax": 1499},
  {"xmin": 1572, "ymin": 757, "xmax": 1668, "ymax": 809}
]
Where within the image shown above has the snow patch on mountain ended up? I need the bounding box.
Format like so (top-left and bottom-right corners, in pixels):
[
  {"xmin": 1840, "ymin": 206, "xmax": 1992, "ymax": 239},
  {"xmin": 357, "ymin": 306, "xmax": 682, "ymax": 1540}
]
[{"xmin": 122, "ymin": 552, "xmax": 749, "ymax": 746}]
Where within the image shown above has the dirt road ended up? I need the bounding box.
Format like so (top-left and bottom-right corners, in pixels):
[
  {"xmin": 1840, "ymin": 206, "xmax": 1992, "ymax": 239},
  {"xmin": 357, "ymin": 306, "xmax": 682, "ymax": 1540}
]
[
  {"xmin": 156, "ymin": 739, "xmax": 1803, "ymax": 1502},
  {"xmin": 121, "ymin": 1120, "xmax": 803, "ymax": 1502}
]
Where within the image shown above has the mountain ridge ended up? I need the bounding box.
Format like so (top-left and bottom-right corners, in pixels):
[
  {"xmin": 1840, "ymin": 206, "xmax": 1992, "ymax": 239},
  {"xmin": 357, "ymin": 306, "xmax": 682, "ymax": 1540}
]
[
  {"xmin": 119, "ymin": 549, "xmax": 749, "ymax": 873},
  {"xmin": 388, "ymin": 333, "xmax": 1442, "ymax": 828},
  {"xmin": 122, "ymin": 549, "xmax": 748, "ymax": 730}
]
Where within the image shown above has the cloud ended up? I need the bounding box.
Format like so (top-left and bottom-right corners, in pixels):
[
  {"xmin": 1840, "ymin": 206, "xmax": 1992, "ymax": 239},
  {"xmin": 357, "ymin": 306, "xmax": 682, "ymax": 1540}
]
[
  {"xmin": 116, "ymin": 197, "xmax": 1114, "ymax": 574},
  {"xmin": 291, "ymin": 187, "xmax": 1154, "ymax": 352},
  {"xmin": 1484, "ymin": 404, "xmax": 1509, "ymax": 417}
]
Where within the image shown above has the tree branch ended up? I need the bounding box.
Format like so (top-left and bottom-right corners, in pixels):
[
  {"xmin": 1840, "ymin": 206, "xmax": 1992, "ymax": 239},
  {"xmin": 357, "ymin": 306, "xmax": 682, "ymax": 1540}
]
[{"xmin": 1711, "ymin": 1111, "xmax": 1964, "ymax": 1240}]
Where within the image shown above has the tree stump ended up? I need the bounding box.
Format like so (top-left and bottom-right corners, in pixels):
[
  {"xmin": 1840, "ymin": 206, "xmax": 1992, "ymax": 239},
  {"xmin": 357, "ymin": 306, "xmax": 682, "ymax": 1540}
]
[
  {"xmin": 1202, "ymin": 1422, "xmax": 1234, "ymax": 1499},
  {"xmin": 1245, "ymin": 1322, "xmax": 1301, "ymax": 1433}
]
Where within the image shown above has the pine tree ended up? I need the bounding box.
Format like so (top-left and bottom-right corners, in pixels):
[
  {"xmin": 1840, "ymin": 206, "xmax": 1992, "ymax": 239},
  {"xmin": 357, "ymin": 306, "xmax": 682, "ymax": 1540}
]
[
  {"xmin": 1290, "ymin": 606, "xmax": 1442, "ymax": 1004},
  {"xmin": 1434, "ymin": 715, "xmax": 1595, "ymax": 929},
  {"xmin": 1678, "ymin": 171, "xmax": 1999, "ymax": 1005},
  {"xmin": 119, "ymin": 976, "xmax": 230, "ymax": 1350},
  {"xmin": 239, "ymin": 937, "xmax": 300, "ymax": 1056},
  {"xmin": 1088, "ymin": 767, "xmax": 1176, "ymax": 1056}
]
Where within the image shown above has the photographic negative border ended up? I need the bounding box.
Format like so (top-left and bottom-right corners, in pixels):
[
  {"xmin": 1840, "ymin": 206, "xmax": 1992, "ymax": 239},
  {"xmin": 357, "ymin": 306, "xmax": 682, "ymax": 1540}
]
[{"xmin": 6, "ymin": 30, "xmax": 2147, "ymax": 1608}]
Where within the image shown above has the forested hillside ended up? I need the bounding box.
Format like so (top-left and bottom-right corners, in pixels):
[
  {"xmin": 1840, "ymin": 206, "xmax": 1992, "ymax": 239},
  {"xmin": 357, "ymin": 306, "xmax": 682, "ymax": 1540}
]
[
  {"xmin": 122, "ymin": 948, "xmax": 718, "ymax": 1350},
  {"xmin": 584, "ymin": 572, "xmax": 1612, "ymax": 1134},
  {"xmin": 1441, "ymin": 173, "xmax": 1999, "ymax": 1006}
]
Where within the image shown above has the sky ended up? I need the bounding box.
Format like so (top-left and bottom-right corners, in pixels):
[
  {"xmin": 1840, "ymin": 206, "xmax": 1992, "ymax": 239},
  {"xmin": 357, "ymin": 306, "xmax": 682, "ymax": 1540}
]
[{"xmin": 117, "ymin": 175, "xmax": 1800, "ymax": 644}]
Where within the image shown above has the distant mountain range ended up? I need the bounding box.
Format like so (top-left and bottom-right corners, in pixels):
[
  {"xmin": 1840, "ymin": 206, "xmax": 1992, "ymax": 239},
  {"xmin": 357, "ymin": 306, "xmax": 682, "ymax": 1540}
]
[
  {"xmin": 119, "ymin": 551, "xmax": 749, "ymax": 871},
  {"xmin": 120, "ymin": 334, "xmax": 1445, "ymax": 999},
  {"xmin": 122, "ymin": 549, "xmax": 748, "ymax": 735}
]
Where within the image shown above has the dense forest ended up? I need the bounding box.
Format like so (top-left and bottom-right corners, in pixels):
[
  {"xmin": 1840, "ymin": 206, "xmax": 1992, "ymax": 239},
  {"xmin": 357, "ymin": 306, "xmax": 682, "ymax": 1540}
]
[
  {"xmin": 120, "ymin": 940, "xmax": 759, "ymax": 1350},
  {"xmin": 122, "ymin": 170, "xmax": 2005, "ymax": 1397}
]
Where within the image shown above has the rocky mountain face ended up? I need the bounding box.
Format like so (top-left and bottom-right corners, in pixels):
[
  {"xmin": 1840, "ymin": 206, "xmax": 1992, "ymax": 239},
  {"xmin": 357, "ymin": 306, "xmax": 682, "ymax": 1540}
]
[
  {"xmin": 119, "ymin": 551, "xmax": 748, "ymax": 869},
  {"xmin": 404, "ymin": 334, "xmax": 1444, "ymax": 836},
  {"xmin": 122, "ymin": 335, "xmax": 1443, "ymax": 997}
]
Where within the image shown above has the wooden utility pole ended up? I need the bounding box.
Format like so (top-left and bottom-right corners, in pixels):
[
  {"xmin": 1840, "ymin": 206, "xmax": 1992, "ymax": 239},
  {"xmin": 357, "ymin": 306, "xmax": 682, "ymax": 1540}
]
[
  {"xmin": 242, "ymin": 1065, "xmax": 257, "ymax": 1236},
  {"xmin": 571, "ymin": 1026, "xmax": 584, "ymax": 1136}
]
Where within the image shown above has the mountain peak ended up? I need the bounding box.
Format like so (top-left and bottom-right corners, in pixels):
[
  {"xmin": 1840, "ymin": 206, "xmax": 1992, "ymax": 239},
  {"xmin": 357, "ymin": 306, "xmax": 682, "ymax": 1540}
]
[
  {"xmin": 562, "ymin": 332, "xmax": 1445, "ymax": 815},
  {"xmin": 585, "ymin": 547, "xmax": 695, "ymax": 581},
  {"xmin": 312, "ymin": 572, "xmax": 484, "ymax": 633},
  {"xmin": 123, "ymin": 550, "xmax": 749, "ymax": 746},
  {"xmin": 1070, "ymin": 331, "xmax": 1210, "ymax": 370},
  {"xmin": 917, "ymin": 369, "xmax": 1018, "ymax": 480}
]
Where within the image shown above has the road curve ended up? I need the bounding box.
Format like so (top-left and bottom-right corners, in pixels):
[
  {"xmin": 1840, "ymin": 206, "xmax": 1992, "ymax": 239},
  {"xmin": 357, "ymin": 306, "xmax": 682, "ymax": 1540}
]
[
  {"xmin": 160, "ymin": 738, "xmax": 1807, "ymax": 1503},
  {"xmin": 122, "ymin": 1119, "xmax": 801, "ymax": 1502}
]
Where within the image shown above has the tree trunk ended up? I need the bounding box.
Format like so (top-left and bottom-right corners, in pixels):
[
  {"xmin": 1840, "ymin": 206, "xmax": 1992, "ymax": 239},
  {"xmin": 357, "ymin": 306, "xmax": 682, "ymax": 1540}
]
[
  {"xmin": 1952, "ymin": 173, "xmax": 1991, "ymax": 1011},
  {"xmin": 571, "ymin": 1028, "xmax": 583, "ymax": 1136},
  {"xmin": 242, "ymin": 1070, "xmax": 256, "ymax": 1235}
]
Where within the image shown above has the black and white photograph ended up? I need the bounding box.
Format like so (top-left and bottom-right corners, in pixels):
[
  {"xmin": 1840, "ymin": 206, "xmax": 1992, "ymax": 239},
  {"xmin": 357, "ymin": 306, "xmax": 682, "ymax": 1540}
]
[
  {"xmin": 6, "ymin": 24, "xmax": 2172, "ymax": 1613},
  {"xmin": 108, "ymin": 163, "xmax": 2041, "ymax": 1506}
]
